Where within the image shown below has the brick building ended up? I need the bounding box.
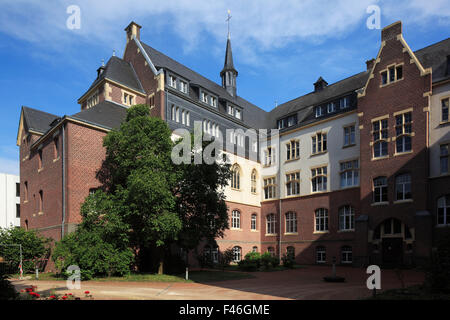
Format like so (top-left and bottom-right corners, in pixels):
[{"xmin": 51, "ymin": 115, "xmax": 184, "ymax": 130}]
[{"xmin": 16, "ymin": 21, "xmax": 450, "ymax": 268}]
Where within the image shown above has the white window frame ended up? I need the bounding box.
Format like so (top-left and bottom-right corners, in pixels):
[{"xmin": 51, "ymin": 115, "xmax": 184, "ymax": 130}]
[
  {"xmin": 339, "ymin": 205, "xmax": 355, "ymax": 231},
  {"xmin": 315, "ymin": 208, "xmax": 328, "ymax": 232},
  {"xmin": 266, "ymin": 214, "xmax": 276, "ymax": 234},
  {"xmin": 232, "ymin": 210, "xmax": 241, "ymax": 229},
  {"xmin": 285, "ymin": 211, "xmax": 297, "ymax": 233},
  {"xmin": 437, "ymin": 195, "xmax": 450, "ymax": 226}
]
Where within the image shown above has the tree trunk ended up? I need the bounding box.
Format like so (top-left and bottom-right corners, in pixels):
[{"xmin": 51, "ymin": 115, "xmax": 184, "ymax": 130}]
[{"xmin": 158, "ymin": 260, "xmax": 163, "ymax": 275}]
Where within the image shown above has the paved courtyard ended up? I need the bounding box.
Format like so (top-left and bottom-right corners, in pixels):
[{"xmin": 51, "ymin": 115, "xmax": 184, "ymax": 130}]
[{"xmin": 11, "ymin": 266, "xmax": 425, "ymax": 300}]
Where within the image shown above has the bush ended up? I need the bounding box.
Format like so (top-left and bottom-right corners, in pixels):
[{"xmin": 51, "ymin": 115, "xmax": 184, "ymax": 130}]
[
  {"xmin": 237, "ymin": 252, "xmax": 262, "ymax": 271},
  {"xmin": 260, "ymin": 252, "xmax": 279, "ymax": 270},
  {"xmin": 281, "ymin": 253, "xmax": 295, "ymax": 269},
  {"xmin": 218, "ymin": 248, "xmax": 234, "ymax": 271},
  {"xmin": 426, "ymin": 232, "xmax": 450, "ymax": 293},
  {"xmin": 52, "ymin": 229, "xmax": 133, "ymax": 280},
  {"xmin": 0, "ymin": 227, "xmax": 50, "ymax": 273}
]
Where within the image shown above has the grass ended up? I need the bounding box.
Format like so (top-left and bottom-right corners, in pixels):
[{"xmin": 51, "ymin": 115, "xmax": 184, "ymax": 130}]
[
  {"xmin": 10, "ymin": 270, "xmax": 254, "ymax": 283},
  {"xmin": 368, "ymin": 284, "xmax": 450, "ymax": 300}
]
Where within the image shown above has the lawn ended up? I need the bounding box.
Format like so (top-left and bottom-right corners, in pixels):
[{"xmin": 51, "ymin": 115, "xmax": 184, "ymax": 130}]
[{"xmin": 11, "ymin": 270, "xmax": 254, "ymax": 283}]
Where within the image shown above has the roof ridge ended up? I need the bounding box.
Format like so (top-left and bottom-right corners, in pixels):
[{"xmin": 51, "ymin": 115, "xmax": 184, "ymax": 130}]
[
  {"xmin": 414, "ymin": 37, "xmax": 450, "ymax": 54},
  {"xmin": 22, "ymin": 105, "xmax": 59, "ymax": 117}
]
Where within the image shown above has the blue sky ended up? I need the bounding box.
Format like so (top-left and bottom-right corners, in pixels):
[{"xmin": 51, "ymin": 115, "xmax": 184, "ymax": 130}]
[{"xmin": 0, "ymin": 0, "xmax": 449, "ymax": 175}]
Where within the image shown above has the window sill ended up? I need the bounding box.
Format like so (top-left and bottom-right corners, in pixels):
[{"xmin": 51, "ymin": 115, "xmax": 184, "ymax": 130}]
[
  {"xmin": 250, "ymin": 230, "xmax": 259, "ymax": 232},
  {"xmin": 285, "ymin": 158, "xmax": 300, "ymax": 163},
  {"xmin": 284, "ymin": 232, "xmax": 298, "ymax": 236},
  {"xmin": 393, "ymin": 199, "xmax": 413, "ymax": 204},
  {"xmin": 53, "ymin": 157, "xmax": 60, "ymax": 163},
  {"xmin": 230, "ymin": 188, "xmax": 241, "ymax": 192},
  {"xmin": 337, "ymin": 229, "xmax": 355, "ymax": 233},
  {"xmin": 310, "ymin": 151, "xmax": 328, "ymax": 157},
  {"xmin": 313, "ymin": 231, "xmax": 329, "ymax": 235},
  {"xmin": 265, "ymin": 233, "xmax": 277, "ymax": 237},
  {"xmin": 380, "ymin": 77, "xmax": 404, "ymax": 88},
  {"xmin": 342, "ymin": 143, "xmax": 356, "ymax": 149},
  {"xmin": 394, "ymin": 150, "xmax": 413, "ymax": 157},
  {"xmin": 38, "ymin": 168, "xmax": 44, "ymax": 173},
  {"xmin": 371, "ymin": 155, "xmax": 389, "ymax": 161},
  {"xmin": 371, "ymin": 202, "xmax": 389, "ymax": 206},
  {"xmin": 439, "ymin": 121, "xmax": 450, "ymax": 126},
  {"xmin": 311, "ymin": 190, "xmax": 328, "ymax": 195},
  {"xmin": 340, "ymin": 185, "xmax": 359, "ymax": 190},
  {"xmin": 231, "ymin": 228, "xmax": 242, "ymax": 231},
  {"xmin": 38, "ymin": 212, "xmax": 44, "ymax": 216}
]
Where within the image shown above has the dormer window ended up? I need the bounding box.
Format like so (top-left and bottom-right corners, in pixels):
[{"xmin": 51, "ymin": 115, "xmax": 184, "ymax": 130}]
[
  {"xmin": 180, "ymin": 80, "xmax": 188, "ymax": 93},
  {"xmin": 123, "ymin": 92, "xmax": 135, "ymax": 106},
  {"xmin": 228, "ymin": 105, "xmax": 234, "ymax": 116},
  {"xmin": 211, "ymin": 96, "xmax": 217, "ymax": 107},
  {"xmin": 169, "ymin": 75, "xmax": 177, "ymax": 88},
  {"xmin": 315, "ymin": 106, "xmax": 323, "ymax": 118},
  {"xmin": 235, "ymin": 109, "xmax": 241, "ymax": 120},
  {"xmin": 340, "ymin": 97, "xmax": 350, "ymax": 109},
  {"xmin": 202, "ymin": 92, "xmax": 208, "ymax": 104},
  {"xmin": 327, "ymin": 102, "xmax": 336, "ymax": 113}
]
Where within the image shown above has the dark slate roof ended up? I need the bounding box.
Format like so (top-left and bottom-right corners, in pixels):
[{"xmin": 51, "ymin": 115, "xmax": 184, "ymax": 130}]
[
  {"xmin": 71, "ymin": 100, "xmax": 127, "ymax": 129},
  {"xmin": 140, "ymin": 41, "xmax": 268, "ymax": 129},
  {"xmin": 221, "ymin": 38, "xmax": 237, "ymax": 74},
  {"xmin": 84, "ymin": 56, "xmax": 145, "ymax": 95},
  {"xmin": 415, "ymin": 38, "xmax": 450, "ymax": 83},
  {"xmin": 268, "ymin": 71, "xmax": 370, "ymax": 126},
  {"xmin": 22, "ymin": 106, "xmax": 60, "ymax": 134}
]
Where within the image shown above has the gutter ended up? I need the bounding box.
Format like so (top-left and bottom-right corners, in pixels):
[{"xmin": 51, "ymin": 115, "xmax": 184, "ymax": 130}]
[{"xmin": 61, "ymin": 123, "xmax": 66, "ymax": 239}]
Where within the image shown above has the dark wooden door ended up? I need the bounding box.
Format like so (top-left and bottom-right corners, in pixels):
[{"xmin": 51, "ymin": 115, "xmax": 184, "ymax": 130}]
[{"xmin": 382, "ymin": 238, "xmax": 403, "ymax": 267}]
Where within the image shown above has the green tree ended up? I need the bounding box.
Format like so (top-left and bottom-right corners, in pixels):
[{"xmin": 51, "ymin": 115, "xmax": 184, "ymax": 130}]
[
  {"xmin": 96, "ymin": 104, "xmax": 182, "ymax": 273},
  {"xmin": 0, "ymin": 227, "xmax": 50, "ymax": 273},
  {"xmin": 173, "ymin": 134, "xmax": 231, "ymax": 265}
]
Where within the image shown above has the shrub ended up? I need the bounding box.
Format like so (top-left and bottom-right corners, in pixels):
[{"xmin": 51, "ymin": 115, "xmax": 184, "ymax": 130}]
[
  {"xmin": 425, "ymin": 232, "xmax": 450, "ymax": 293},
  {"xmin": 218, "ymin": 248, "xmax": 234, "ymax": 271},
  {"xmin": 281, "ymin": 253, "xmax": 295, "ymax": 269},
  {"xmin": 237, "ymin": 252, "xmax": 262, "ymax": 271},
  {"xmin": 0, "ymin": 227, "xmax": 50, "ymax": 273}
]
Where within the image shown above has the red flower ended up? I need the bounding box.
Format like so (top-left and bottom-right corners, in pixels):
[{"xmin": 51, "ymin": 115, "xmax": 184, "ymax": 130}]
[
  {"xmin": 84, "ymin": 291, "xmax": 90, "ymax": 294},
  {"xmin": 68, "ymin": 293, "xmax": 73, "ymax": 295},
  {"xmin": 20, "ymin": 290, "xmax": 25, "ymax": 293},
  {"xmin": 49, "ymin": 295, "xmax": 56, "ymax": 299},
  {"xmin": 62, "ymin": 296, "xmax": 68, "ymax": 300}
]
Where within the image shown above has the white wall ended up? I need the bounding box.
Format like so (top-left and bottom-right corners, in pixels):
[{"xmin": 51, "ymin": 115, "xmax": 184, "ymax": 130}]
[{"xmin": 0, "ymin": 173, "xmax": 20, "ymax": 229}]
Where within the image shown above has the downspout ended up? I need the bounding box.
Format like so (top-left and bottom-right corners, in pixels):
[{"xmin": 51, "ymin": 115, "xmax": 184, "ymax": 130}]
[
  {"xmin": 278, "ymin": 133, "xmax": 282, "ymax": 260},
  {"xmin": 61, "ymin": 123, "xmax": 66, "ymax": 239}
]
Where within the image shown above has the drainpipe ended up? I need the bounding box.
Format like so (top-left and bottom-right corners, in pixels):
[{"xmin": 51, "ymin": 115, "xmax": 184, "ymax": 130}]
[
  {"xmin": 61, "ymin": 123, "xmax": 66, "ymax": 239},
  {"xmin": 278, "ymin": 132, "xmax": 282, "ymax": 260}
]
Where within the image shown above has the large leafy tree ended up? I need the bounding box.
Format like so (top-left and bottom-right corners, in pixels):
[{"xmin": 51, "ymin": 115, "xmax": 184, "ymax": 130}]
[{"xmin": 96, "ymin": 104, "xmax": 182, "ymax": 273}]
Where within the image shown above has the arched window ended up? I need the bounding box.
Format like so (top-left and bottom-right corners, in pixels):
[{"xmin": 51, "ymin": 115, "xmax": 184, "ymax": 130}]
[
  {"xmin": 267, "ymin": 247, "xmax": 275, "ymax": 257},
  {"xmin": 315, "ymin": 208, "xmax": 328, "ymax": 232},
  {"xmin": 438, "ymin": 195, "xmax": 450, "ymax": 225},
  {"xmin": 316, "ymin": 246, "xmax": 326, "ymax": 264},
  {"xmin": 251, "ymin": 169, "xmax": 257, "ymax": 194},
  {"xmin": 341, "ymin": 246, "xmax": 352, "ymax": 264},
  {"xmin": 252, "ymin": 246, "xmax": 258, "ymax": 253},
  {"xmin": 395, "ymin": 173, "xmax": 411, "ymax": 201},
  {"xmin": 372, "ymin": 118, "xmax": 388, "ymax": 158},
  {"xmin": 231, "ymin": 164, "xmax": 241, "ymax": 190},
  {"xmin": 339, "ymin": 205, "xmax": 355, "ymax": 231},
  {"xmin": 373, "ymin": 176, "xmax": 388, "ymax": 203},
  {"xmin": 285, "ymin": 212, "xmax": 297, "ymax": 233},
  {"xmin": 266, "ymin": 214, "xmax": 276, "ymax": 234},
  {"xmin": 232, "ymin": 246, "xmax": 242, "ymax": 262},
  {"xmin": 286, "ymin": 246, "xmax": 295, "ymax": 259},
  {"xmin": 251, "ymin": 214, "xmax": 257, "ymax": 230},
  {"xmin": 231, "ymin": 210, "xmax": 241, "ymax": 229}
]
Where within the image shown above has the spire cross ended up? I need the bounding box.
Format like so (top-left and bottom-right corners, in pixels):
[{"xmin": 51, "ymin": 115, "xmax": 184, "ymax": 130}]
[{"xmin": 226, "ymin": 10, "xmax": 232, "ymax": 39}]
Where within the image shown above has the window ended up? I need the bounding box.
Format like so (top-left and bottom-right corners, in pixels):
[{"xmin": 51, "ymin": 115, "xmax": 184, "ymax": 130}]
[
  {"xmin": 232, "ymin": 246, "xmax": 242, "ymax": 262},
  {"xmin": 395, "ymin": 112, "xmax": 412, "ymax": 153},
  {"xmin": 265, "ymin": 147, "xmax": 274, "ymax": 166},
  {"xmin": 381, "ymin": 64, "xmax": 403, "ymax": 85},
  {"xmin": 16, "ymin": 183, "xmax": 20, "ymax": 197},
  {"xmin": 315, "ymin": 208, "xmax": 328, "ymax": 232},
  {"xmin": 441, "ymin": 144, "xmax": 449, "ymax": 175},
  {"xmin": 344, "ymin": 125, "xmax": 355, "ymax": 146},
  {"xmin": 286, "ymin": 246, "xmax": 295, "ymax": 259},
  {"xmin": 341, "ymin": 246, "xmax": 352, "ymax": 264},
  {"xmin": 252, "ymin": 246, "xmax": 258, "ymax": 253},
  {"xmin": 211, "ymin": 96, "xmax": 217, "ymax": 107},
  {"xmin": 186, "ymin": 112, "xmax": 190, "ymax": 127},
  {"xmin": 372, "ymin": 119, "xmax": 388, "ymax": 158},
  {"xmin": 232, "ymin": 210, "xmax": 241, "ymax": 229},
  {"xmin": 266, "ymin": 214, "xmax": 276, "ymax": 234},
  {"xmin": 251, "ymin": 169, "xmax": 257, "ymax": 194},
  {"xmin": 38, "ymin": 190, "xmax": 43, "ymax": 213},
  {"xmin": 228, "ymin": 105, "xmax": 234, "ymax": 116},
  {"xmin": 38, "ymin": 149, "xmax": 43, "ymax": 169},
  {"xmin": 373, "ymin": 177, "xmax": 388, "ymax": 203},
  {"xmin": 267, "ymin": 247, "xmax": 275, "ymax": 257},
  {"xmin": 175, "ymin": 107, "xmax": 180, "ymax": 123},
  {"xmin": 395, "ymin": 173, "xmax": 412, "ymax": 201},
  {"xmin": 327, "ymin": 102, "xmax": 336, "ymax": 113},
  {"xmin": 54, "ymin": 137, "xmax": 59, "ymax": 159},
  {"xmin": 312, "ymin": 133, "xmax": 327, "ymax": 154},
  {"xmin": 383, "ymin": 218, "xmax": 402, "ymax": 235},
  {"xmin": 24, "ymin": 181, "xmax": 28, "ymax": 202},
  {"xmin": 339, "ymin": 205, "xmax": 355, "ymax": 231},
  {"xmin": 264, "ymin": 177, "xmax": 276, "ymax": 199},
  {"xmin": 312, "ymin": 166, "xmax": 327, "ymax": 192},
  {"xmin": 89, "ymin": 188, "xmax": 98, "ymax": 195},
  {"xmin": 340, "ymin": 97, "xmax": 350, "ymax": 109},
  {"xmin": 201, "ymin": 92, "xmax": 208, "ymax": 104},
  {"xmin": 181, "ymin": 110, "xmax": 185, "ymax": 125},
  {"xmin": 251, "ymin": 214, "xmax": 257, "ymax": 230},
  {"xmin": 340, "ymin": 160, "xmax": 359, "ymax": 188},
  {"xmin": 235, "ymin": 109, "xmax": 241, "ymax": 120},
  {"xmin": 315, "ymin": 106, "xmax": 323, "ymax": 118},
  {"xmin": 180, "ymin": 80, "xmax": 188, "ymax": 93},
  {"xmin": 169, "ymin": 75, "xmax": 177, "ymax": 88},
  {"xmin": 442, "ymin": 98, "xmax": 449, "ymax": 122},
  {"xmin": 171, "ymin": 105, "xmax": 175, "ymax": 121},
  {"xmin": 285, "ymin": 212, "xmax": 297, "ymax": 233},
  {"xmin": 316, "ymin": 246, "xmax": 326, "ymax": 264},
  {"xmin": 286, "ymin": 140, "xmax": 300, "ymax": 160},
  {"xmin": 286, "ymin": 172, "xmax": 300, "ymax": 196},
  {"xmin": 437, "ymin": 195, "xmax": 450, "ymax": 225},
  {"xmin": 231, "ymin": 164, "xmax": 240, "ymax": 190},
  {"xmin": 16, "ymin": 204, "xmax": 20, "ymax": 218}
]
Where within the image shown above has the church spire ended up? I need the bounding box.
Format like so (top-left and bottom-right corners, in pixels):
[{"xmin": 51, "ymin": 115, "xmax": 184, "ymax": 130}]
[{"xmin": 221, "ymin": 10, "xmax": 238, "ymax": 97}]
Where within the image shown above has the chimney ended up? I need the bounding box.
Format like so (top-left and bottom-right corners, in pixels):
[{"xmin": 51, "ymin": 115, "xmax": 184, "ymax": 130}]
[
  {"xmin": 366, "ymin": 58, "xmax": 375, "ymax": 71},
  {"xmin": 381, "ymin": 21, "xmax": 402, "ymax": 42},
  {"xmin": 125, "ymin": 21, "xmax": 142, "ymax": 43},
  {"xmin": 314, "ymin": 77, "xmax": 328, "ymax": 92}
]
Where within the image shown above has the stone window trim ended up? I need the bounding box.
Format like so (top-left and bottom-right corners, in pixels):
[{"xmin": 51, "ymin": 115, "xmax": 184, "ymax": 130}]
[
  {"xmin": 440, "ymin": 96, "xmax": 450, "ymax": 124},
  {"xmin": 339, "ymin": 158, "xmax": 359, "ymax": 189},
  {"xmin": 393, "ymin": 110, "xmax": 414, "ymax": 155},
  {"xmin": 379, "ymin": 62, "xmax": 404, "ymax": 87},
  {"xmin": 286, "ymin": 139, "xmax": 300, "ymax": 161},
  {"xmin": 371, "ymin": 116, "xmax": 389, "ymax": 159},
  {"xmin": 343, "ymin": 123, "xmax": 356, "ymax": 148},
  {"xmin": 122, "ymin": 91, "xmax": 136, "ymax": 107},
  {"xmin": 440, "ymin": 142, "xmax": 450, "ymax": 176},
  {"xmin": 311, "ymin": 131, "xmax": 328, "ymax": 156},
  {"xmin": 311, "ymin": 164, "xmax": 328, "ymax": 193},
  {"xmin": 285, "ymin": 171, "xmax": 300, "ymax": 197},
  {"xmin": 231, "ymin": 209, "xmax": 241, "ymax": 230},
  {"xmin": 263, "ymin": 176, "xmax": 277, "ymax": 200},
  {"xmin": 231, "ymin": 164, "xmax": 241, "ymax": 191}
]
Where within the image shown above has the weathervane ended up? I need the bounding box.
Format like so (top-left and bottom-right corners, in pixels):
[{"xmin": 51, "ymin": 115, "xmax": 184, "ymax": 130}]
[{"xmin": 226, "ymin": 9, "xmax": 232, "ymax": 39}]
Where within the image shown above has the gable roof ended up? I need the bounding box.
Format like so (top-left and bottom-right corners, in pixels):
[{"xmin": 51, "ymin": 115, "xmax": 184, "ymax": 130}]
[
  {"xmin": 82, "ymin": 56, "xmax": 145, "ymax": 99},
  {"xmin": 140, "ymin": 41, "xmax": 269, "ymax": 129},
  {"xmin": 415, "ymin": 37, "xmax": 450, "ymax": 84},
  {"xmin": 22, "ymin": 106, "xmax": 60, "ymax": 134},
  {"xmin": 71, "ymin": 100, "xmax": 128, "ymax": 130}
]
